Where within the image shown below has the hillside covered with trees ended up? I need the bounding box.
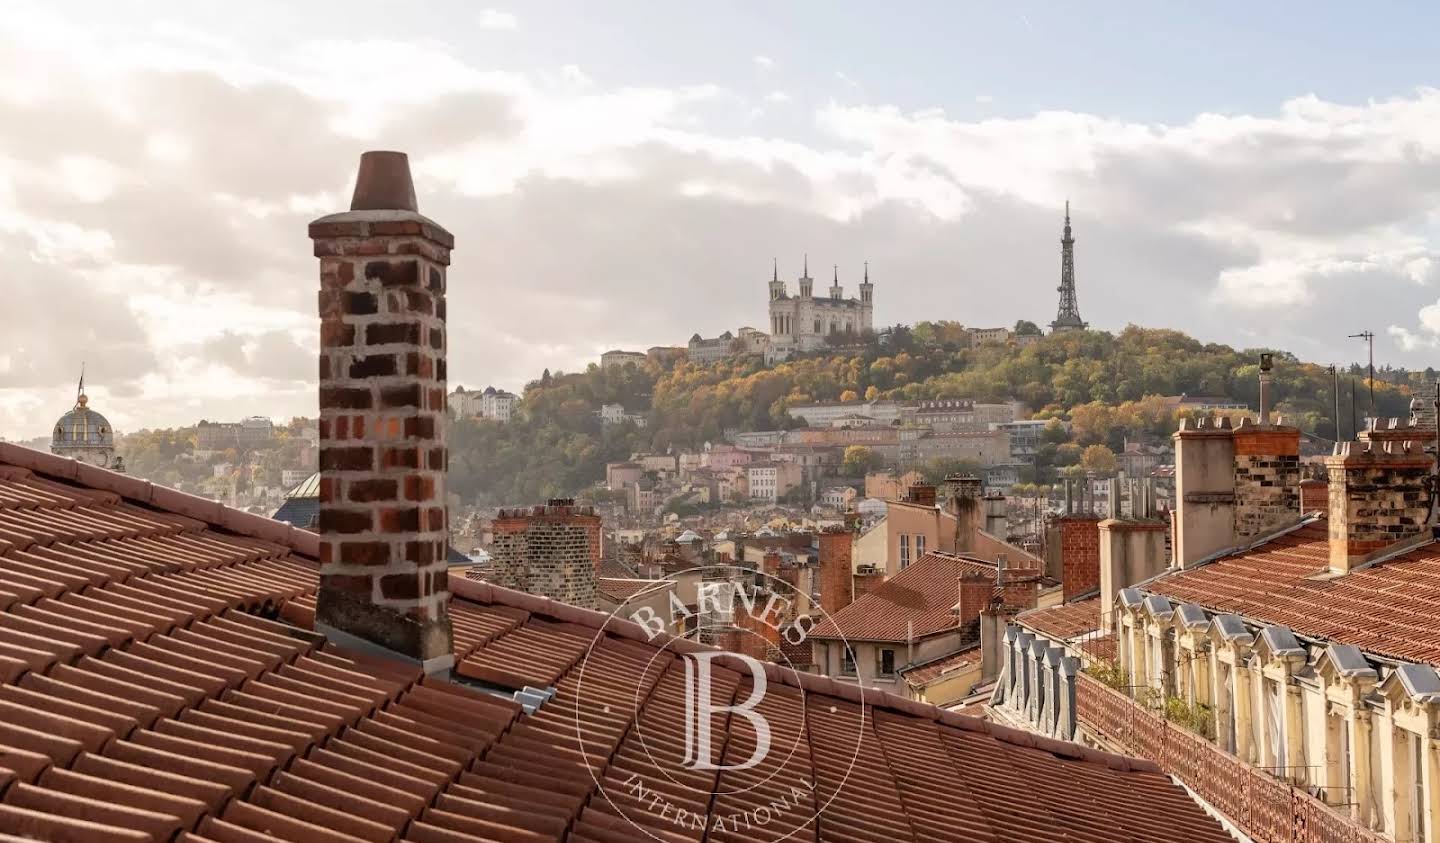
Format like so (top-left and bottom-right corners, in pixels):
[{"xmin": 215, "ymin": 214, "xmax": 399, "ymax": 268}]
[{"xmin": 447, "ymin": 323, "xmax": 1427, "ymax": 504}]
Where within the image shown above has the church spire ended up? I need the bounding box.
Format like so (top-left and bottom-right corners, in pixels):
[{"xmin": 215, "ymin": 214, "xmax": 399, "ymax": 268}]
[
  {"xmin": 864, "ymin": 260, "xmax": 869, "ymax": 284},
  {"xmin": 803, "ymin": 253, "xmax": 809, "ymax": 278},
  {"xmin": 772, "ymin": 257, "xmax": 778, "ymax": 283}
]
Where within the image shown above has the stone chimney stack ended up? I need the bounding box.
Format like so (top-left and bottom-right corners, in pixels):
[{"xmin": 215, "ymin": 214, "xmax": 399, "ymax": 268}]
[
  {"xmin": 490, "ymin": 500, "xmax": 602, "ymax": 609},
  {"xmin": 818, "ymin": 526, "xmax": 855, "ymax": 615},
  {"xmin": 1173, "ymin": 360, "xmax": 1302, "ymax": 569},
  {"xmin": 311, "ymin": 151, "xmax": 454, "ymax": 673},
  {"xmin": 944, "ymin": 474, "xmax": 984, "ymax": 553},
  {"xmin": 1325, "ymin": 441, "xmax": 1434, "ymax": 575}
]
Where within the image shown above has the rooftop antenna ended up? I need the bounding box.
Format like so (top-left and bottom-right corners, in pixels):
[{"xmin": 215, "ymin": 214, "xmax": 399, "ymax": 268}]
[
  {"xmin": 1348, "ymin": 330, "xmax": 1375, "ymax": 421},
  {"xmin": 1329, "ymin": 364, "xmax": 1341, "ymax": 441}
]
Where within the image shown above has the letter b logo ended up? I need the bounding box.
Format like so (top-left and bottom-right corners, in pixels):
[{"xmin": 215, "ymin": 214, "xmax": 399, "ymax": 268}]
[{"xmin": 680, "ymin": 653, "xmax": 771, "ymax": 771}]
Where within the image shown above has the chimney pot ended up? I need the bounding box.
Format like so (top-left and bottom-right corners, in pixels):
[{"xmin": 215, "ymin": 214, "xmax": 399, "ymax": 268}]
[{"xmin": 350, "ymin": 151, "xmax": 419, "ymax": 212}]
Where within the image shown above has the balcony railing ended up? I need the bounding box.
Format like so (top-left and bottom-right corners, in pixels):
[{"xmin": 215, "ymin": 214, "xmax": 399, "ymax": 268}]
[{"xmin": 1076, "ymin": 673, "xmax": 1386, "ymax": 843}]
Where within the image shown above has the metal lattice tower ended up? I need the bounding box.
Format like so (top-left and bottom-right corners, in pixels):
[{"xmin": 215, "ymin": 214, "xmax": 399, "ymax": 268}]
[{"xmin": 1050, "ymin": 201, "xmax": 1088, "ymax": 333}]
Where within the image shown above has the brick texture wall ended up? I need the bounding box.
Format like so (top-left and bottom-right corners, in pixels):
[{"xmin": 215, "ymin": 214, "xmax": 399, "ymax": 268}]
[
  {"xmin": 818, "ymin": 528, "xmax": 854, "ymax": 615},
  {"xmin": 490, "ymin": 502, "xmax": 602, "ymax": 610},
  {"xmin": 958, "ymin": 570, "xmax": 992, "ymax": 627},
  {"xmin": 762, "ymin": 550, "xmax": 782, "ymax": 578},
  {"xmin": 1057, "ymin": 515, "xmax": 1101, "ymax": 600},
  {"xmin": 1299, "ymin": 478, "xmax": 1328, "ymax": 513},
  {"xmin": 852, "ymin": 571, "xmax": 885, "ymax": 599},
  {"xmin": 1326, "ymin": 442, "xmax": 1433, "ymax": 570},
  {"xmin": 311, "ymin": 155, "xmax": 454, "ymax": 666},
  {"xmin": 1232, "ymin": 425, "xmax": 1301, "ymax": 541}
]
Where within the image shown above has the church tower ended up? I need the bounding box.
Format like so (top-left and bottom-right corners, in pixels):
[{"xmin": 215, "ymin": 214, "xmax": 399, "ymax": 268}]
[
  {"xmin": 859, "ymin": 261, "xmax": 873, "ymax": 305},
  {"xmin": 798, "ymin": 254, "xmax": 813, "ymax": 298},
  {"xmin": 1049, "ymin": 201, "xmax": 1088, "ymax": 333},
  {"xmin": 768, "ymin": 258, "xmax": 786, "ymax": 301},
  {"xmin": 829, "ymin": 265, "xmax": 843, "ymax": 300}
]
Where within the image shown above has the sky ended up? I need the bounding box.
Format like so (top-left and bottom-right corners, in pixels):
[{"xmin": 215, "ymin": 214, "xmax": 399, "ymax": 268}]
[{"xmin": 5, "ymin": 1, "xmax": 1440, "ymax": 436}]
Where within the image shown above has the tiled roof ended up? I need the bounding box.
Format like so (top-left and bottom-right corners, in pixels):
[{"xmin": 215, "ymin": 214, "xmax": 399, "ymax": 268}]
[
  {"xmin": 900, "ymin": 647, "xmax": 980, "ymax": 688},
  {"xmin": 597, "ymin": 558, "xmax": 636, "ymax": 579},
  {"xmin": 1143, "ymin": 517, "xmax": 1440, "ymax": 665},
  {"xmin": 0, "ymin": 442, "xmax": 1232, "ymax": 842},
  {"xmin": 809, "ymin": 551, "xmax": 994, "ymax": 643},
  {"xmin": 595, "ymin": 577, "xmax": 668, "ymax": 602},
  {"xmin": 1018, "ymin": 596, "xmax": 1103, "ymax": 642}
]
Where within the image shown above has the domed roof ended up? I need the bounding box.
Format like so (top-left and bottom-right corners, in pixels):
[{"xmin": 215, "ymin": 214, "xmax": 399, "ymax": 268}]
[{"xmin": 52, "ymin": 394, "xmax": 114, "ymax": 449}]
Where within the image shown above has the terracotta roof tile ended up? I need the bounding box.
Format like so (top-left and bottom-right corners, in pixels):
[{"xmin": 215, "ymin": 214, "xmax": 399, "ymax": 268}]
[
  {"xmin": 1017, "ymin": 595, "xmax": 1102, "ymax": 641},
  {"xmin": 900, "ymin": 648, "xmax": 980, "ymax": 688},
  {"xmin": 809, "ymin": 551, "xmax": 997, "ymax": 643},
  {"xmin": 0, "ymin": 441, "xmax": 1231, "ymax": 841},
  {"xmin": 1146, "ymin": 517, "xmax": 1440, "ymax": 666}
]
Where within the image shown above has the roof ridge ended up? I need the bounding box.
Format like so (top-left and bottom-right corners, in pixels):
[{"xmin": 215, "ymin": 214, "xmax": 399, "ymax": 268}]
[
  {"xmin": 0, "ymin": 442, "xmax": 318, "ymax": 560},
  {"xmin": 446, "ymin": 572, "xmax": 1162, "ymax": 775}
]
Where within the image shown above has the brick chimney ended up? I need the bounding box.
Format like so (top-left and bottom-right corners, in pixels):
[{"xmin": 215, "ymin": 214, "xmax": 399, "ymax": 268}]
[
  {"xmin": 1299, "ymin": 477, "xmax": 1328, "ymax": 513},
  {"xmin": 1325, "ymin": 441, "xmax": 1434, "ymax": 575},
  {"xmin": 1231, "ymin": 416, "xmax": 1301, "ymax": 539},
  {"xmin": 311, "ymin": 150, "xmax": 454, "ymax": 673},
  {"xmin": 957, "ymin": 570, "xmax": 992, "ymax": 627},
  {"xmin": 906, "ymin": 483, "xmax": 937, "ymax": 507},
  {"xmin": 1057, "ymin": 513, "xmax": 1101, "ymax": 600},
  {"xmin": 996, "ymin": 554, "xmax": 1040, "ymax": 611},
  {"xmin": 818, "ymin": 526, "xmax": 854, "ymax": 614},
  {"xmin": 762, "ymin": 548, "xmax": 782, "ymax": 578},
  {"xmin": 490, "ymin": 500, "xmax": 602, "ymax": 609},
  {"xmin": 1173, "ymin": 359, "xmax": 1302, "ymax": 569}
]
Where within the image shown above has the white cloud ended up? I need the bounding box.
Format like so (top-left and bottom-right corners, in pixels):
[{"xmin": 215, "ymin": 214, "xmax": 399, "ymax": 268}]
[
  {"xmin": 835, "ymin": 71, "xmax": 860, "ymax": 89},
  {"xmin": 9, "ymin": 7, "xmax": 1440, "ymax": 433},
  {"xmin": 975, "ymin": 94, "xmax": 994, "ymax": 105},
  {"xmin": 477, "ymin": 9, "xmax": 519, "ymax": 30},
  {"xmin": 753, "ymin": 55, "xmax": 774, "ymax": 70}
]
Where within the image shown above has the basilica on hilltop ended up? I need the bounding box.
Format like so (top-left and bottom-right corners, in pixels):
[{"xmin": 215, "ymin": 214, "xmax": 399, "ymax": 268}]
[{"xmin": 766, "ymin": 256, "xmax": 874, "ymax": 360}]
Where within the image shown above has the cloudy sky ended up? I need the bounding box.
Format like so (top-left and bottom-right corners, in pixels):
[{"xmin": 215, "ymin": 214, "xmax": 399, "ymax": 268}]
[{"xmin": 5, "ymin": 1, "xmax": 1440, "ymax": 437}]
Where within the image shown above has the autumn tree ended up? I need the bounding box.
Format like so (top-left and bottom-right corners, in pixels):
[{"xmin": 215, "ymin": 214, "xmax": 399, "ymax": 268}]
[{"xmin": 1080, "ymin": 444, "xmax": 1118, "ymax": 476}]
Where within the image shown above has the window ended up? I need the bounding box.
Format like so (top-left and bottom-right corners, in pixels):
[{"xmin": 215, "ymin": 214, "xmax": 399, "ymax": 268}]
[
  {"xmin": 879, "ymin": 649, "xmax": 896, "ymax": 677},
  {"xmin": 899, "ymin": 534, "xmax": 911, "ymax": 569},
  {"xmin": 840, "ymin": 647, "xmax": 856, "ymax": 676},
  {"xmin": 915, "ymin": 535, "xmax": 926, "ymax": 559}
]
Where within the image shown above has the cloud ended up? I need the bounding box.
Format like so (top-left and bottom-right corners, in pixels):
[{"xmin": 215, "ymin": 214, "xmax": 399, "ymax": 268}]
[
  {"xmin": 477, "ymin": 9, "xmax": 519, "ymax": 30},
  {"xmin": 764, "ymin": 91, "xmax": 790, "ymax": 104},
  {"xmin": 753, "ymin": 55, "xmax": 774, "ymax": 70},
  {"xmin": 6, "ymin": 8, "xmax": 1440, "ymax": 436}
]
